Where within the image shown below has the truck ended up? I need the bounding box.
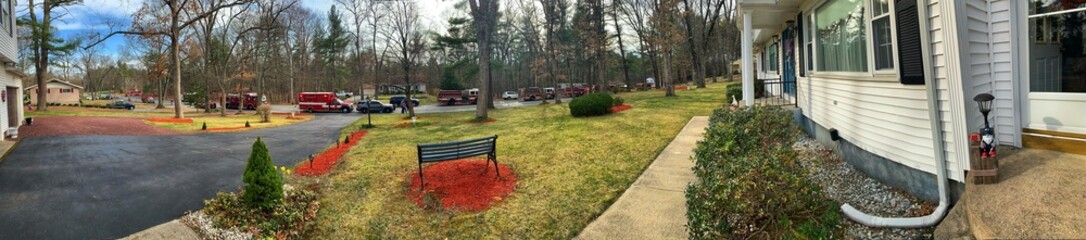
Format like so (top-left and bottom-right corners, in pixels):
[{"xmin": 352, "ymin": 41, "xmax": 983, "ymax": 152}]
[
  {"xmin": 543, "ymin": 88, "xmax": 556, "ymax": 99},
  {"xmin": 298, "ymin": 92, "xmax": 354, "ymax": 113},
  {"xmin": 438, "ymin": 88, "xmax": 479, "ymax": 106},
  {"xmin": 226, "ymin": 93, "xmax": 259, "ymax": 110},
  {"xmin": 563, "ymin": 86, "xmax": 591, "ymax": 98},
  {"xmin": 521, "ymin": 87, "xmax": 543, "ymax": 101}
]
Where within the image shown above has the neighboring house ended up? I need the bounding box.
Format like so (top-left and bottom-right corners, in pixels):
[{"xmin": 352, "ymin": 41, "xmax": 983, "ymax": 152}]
[
  {"xmin": 27, "ymin": 79, "xmax": 84, "ymax": 105},
  {"xmin": 0, "ymin": 0, "xmax": 22, "ymax": 140},
  {"xmin": 738, "ymin": 0, "xmax": 1086, "ymax": 205}
]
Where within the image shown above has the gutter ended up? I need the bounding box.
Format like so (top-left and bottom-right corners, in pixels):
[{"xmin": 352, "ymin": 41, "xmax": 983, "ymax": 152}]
[{"xmin": 841, "ymin": 0, "xmax": 949, "ymax": 228}]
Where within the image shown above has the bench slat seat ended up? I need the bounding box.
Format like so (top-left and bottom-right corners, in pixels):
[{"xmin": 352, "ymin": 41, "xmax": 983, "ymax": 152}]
[{"xmin": 416, "ymin": 135, "xmax": 499, "ymax": 189}]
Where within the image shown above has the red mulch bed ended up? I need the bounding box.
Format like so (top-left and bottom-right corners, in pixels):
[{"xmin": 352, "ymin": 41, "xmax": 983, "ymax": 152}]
[
  {"xmin": 675, "ymin": 85, "xmax": 689, "ymax": 90},
  {"xmin": 147, "ymin": 117, "xmax": 194, "ymax": 124},
  {"xmin": 20, "ymin": 116, "xmax": 178, "ymax": 138},
  {"xmin": 406, "ymin": 159, "xmax": 516, "ymax": 212},
  {"xmin": 294, "ymin": 131, "xmax": 367, "ymax": 176},
  {"xmin": 467, "ymin": 118, "xmax": 498, "ymax": 124},
  {"xmin": 611, "ymin": 104, "xmax": 632, "ymax": 113},
  {"xmin": 394, "ymin": 122, "xmax": 411, "ymax": 128}
]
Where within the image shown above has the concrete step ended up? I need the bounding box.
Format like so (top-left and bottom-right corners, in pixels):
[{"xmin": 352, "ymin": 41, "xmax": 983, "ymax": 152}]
[{"xmin": 934, "ymin": 197, "xmax": 975, "ymax": 240}]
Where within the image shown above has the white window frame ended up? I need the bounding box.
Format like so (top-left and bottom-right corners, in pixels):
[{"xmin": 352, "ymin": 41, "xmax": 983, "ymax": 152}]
[
  {"xmin": 867, "ymin": 0, "xmax": 898, "ymax": 74},
  {"xmin": 807, "ymin": 0, "xmax": 900, "ymax": 79},
  {"xmin": 806, "ymin": 12, "xmax": 816, "ymax": 74},
  {"xmin": 767, "ymin": 42, "xmax": 779, "ymax": 73}
]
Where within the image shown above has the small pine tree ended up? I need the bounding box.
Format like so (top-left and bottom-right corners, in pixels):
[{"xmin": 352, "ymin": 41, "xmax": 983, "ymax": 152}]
[
  {"xmin": 242, "ymin": 138, "xmax": 283, "ymax": 210},
  {"xmin": 344, "ymin": 135, "xmax": 350, "ymax": 144},
  {"xmin": 245, "ymin": 121, "xmax": 251, "ymax": 128},
  {"xmin": 202, "ymin": 122, "xmax": 207, "ymax": 130}
]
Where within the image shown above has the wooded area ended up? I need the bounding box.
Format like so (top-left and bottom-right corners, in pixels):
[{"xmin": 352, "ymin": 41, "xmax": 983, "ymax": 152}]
[{"xmin": 18, "ymin": 0, "xmax": 741, "ymax": 118}]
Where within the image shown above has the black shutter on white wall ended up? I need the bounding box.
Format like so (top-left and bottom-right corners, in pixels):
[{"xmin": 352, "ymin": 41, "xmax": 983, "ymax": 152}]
[{"xmin": 895, "ymin": 0, "xmax": 925, "ymax": 85}]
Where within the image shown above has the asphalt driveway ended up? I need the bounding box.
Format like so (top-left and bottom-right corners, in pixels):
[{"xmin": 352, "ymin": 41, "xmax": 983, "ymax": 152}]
[{"xmin": 0, "ymin": 114, "xmax": 359, "ymax": 239}]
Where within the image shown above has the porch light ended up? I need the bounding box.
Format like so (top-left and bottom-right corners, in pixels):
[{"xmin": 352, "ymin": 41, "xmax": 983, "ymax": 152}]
[{"xmin": 973, "ymin": 93, "xmax": 994, "ymax": 128}]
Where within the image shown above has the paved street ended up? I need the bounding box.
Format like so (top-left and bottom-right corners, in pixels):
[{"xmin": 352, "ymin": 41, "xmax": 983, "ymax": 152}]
[{"xmin": 0, "ymin": 114, "xmax": 357, "ymax": 240}]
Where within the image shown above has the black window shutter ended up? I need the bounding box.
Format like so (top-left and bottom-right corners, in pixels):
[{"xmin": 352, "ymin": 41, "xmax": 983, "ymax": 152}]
[
  {"xmin": 797, "ymin": 13, "xmax": 805, "ymax": 77},
  {"xmin": 895, "ymin": 0, "xmax": 925, "ymax": 84}
]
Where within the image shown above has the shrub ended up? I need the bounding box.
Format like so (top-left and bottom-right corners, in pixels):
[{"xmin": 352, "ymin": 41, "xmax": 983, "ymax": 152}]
[
  {"xmin": 256, "ymin": 104, "xmax": 272, "ymax": 123},
  {"xmin": 242, "ymin": 138, "xmax": 283, "ymax": 211},
  {"xmin": 202, "ymin": 122, "xmax": 207, "ymax": 130},
  {"xmin": 686, "ymin": 106, "xmax": 840, "ymax": 239},
  {"xmin": 725, "ymin": 84, "xmax": 742, "ymax": 102},
  {"xmin": 569, "ymin": 93, "xmax": 613, "ymax": 117},
  {"xmin": 201, "ymin": 185, "xmax": 319, "ymax": 239},
  {"xmin": 612, "ymin": 96, "xmax": 625, "ymax": 107}
]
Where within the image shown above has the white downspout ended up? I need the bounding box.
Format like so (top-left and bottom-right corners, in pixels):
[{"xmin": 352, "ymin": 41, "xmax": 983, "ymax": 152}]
[
  {"xmin": 841, "ymin": 0, "xmax": 949, "ymax": 228},
  {"xmin": 742, "ymin": 10, "xmax": 754, "ymax": 107}
]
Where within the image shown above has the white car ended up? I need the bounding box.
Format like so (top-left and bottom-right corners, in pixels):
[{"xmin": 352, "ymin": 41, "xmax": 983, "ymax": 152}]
[{"xmin": 502, "ymin": 91, "xmax": 519, "ymax": 100}]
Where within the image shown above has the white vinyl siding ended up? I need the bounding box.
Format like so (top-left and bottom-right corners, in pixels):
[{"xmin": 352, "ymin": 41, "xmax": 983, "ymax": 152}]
[
  {"xmin": 961, "ymin": 0, "xmax": 1017, "ymax": 146},
  {"xmin": 930, "ymin": 0, "xmax": 969, "ymax": 181}
]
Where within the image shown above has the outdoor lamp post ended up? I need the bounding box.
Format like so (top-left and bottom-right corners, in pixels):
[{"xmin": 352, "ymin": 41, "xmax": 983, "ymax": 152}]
[{"xmin": 974, "ymin": 93, "xmax": 996, "ymax": 158}]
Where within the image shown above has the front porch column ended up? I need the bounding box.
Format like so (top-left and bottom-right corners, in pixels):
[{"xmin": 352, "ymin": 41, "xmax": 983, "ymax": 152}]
[{"xmin": 741, "ymin": 10, "xmax": 754, "ymax": 107}]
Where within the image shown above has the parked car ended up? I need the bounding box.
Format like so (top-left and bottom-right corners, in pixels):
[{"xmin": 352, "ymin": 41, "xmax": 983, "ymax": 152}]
[
  {"xmin": 356, "ymin": 100, "xmax": 395, "ymax": 113},
  {"xmin": 298, "ymin": 92, "xmax": 353, "ymax": 113},
  {"xmin": 389, "ymin": 95, "xmax": 421, "ymax": 107},
  {"xmin": 502, "ymin": 91, "xmax": 519, "ymax": 100},
  {"xmin": 107, "ymin": 101, "xmax": 136, "ymax": 110},
  {"xmin": 335, "ymin": 91, "xmax": 354, "ymax": 98},
  {"xmin": 521, "ymin": 87, "xmax": 543, "ymax": 101}
]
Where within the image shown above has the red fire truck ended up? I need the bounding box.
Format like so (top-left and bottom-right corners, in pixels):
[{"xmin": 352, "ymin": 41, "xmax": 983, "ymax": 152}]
[
  {"xmin": 563, "ymin": 86, "xmax": 591, "ymax": 97},
  {"xmin": 226, "ymin": 93, "xmax": 259, "ymax": 110},
  {"xmin": 437, "ymin": 88, "xmax": 479, "ymax": 106},
  {"xmin": 298, "ymin": 92, "xmax": 354, "ymax": 113}
]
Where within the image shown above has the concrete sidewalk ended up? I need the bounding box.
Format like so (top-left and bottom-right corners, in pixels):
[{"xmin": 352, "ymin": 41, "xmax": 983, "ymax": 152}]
[{"xmin": 577, "ymin": 116, "xmax": 709, "ymax": 239}]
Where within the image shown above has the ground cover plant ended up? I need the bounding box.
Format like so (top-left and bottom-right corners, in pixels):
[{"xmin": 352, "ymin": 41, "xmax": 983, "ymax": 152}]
[
  {"xmin": 686, "ymin": 106, "xmax": 841, "ymax": 239},
  {"xmin": 310, "ymin": 83, "xmax": 728, "ymax": 238}
]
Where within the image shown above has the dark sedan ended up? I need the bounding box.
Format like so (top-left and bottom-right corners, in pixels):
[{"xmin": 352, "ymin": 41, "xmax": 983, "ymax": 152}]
[
  {"xmin": 107, "ymin": 101, "xmax": 136, "ymax": 110},
  {"xmin": 356, "ymin": 100, "xmax": 395, "ymax": 113}
]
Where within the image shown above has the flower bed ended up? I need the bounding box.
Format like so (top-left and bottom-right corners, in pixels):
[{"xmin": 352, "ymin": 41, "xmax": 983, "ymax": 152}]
[
  {"xmin": 406, "ymin": 159, "xmax": 516, "ymax": 212},
  {"xmin": 147, "ymin": 117, "xmax": 194, "ymax": 124},
  {"xmin": 610, "ymin": 104, "xmax": 632, "ymax": 113},
  {"xmin": 294, "ymin": 131, "xmax": 367, "ymax": 176}
]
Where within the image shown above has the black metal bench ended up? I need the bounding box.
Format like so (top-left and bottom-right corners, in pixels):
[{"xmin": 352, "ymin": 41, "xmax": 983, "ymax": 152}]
[{"xmin": 416, "ymin": 135, "xmax": 499, "ymax": 189}]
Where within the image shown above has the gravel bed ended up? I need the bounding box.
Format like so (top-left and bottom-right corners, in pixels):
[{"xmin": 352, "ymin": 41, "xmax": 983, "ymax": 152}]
[
  {"xmin": 180, "ymin": 211, "xmax": 252, "ymax": 240},
  {"xmin": 793, "ymin": 136, "xmax": 935, "ymax": 239}
]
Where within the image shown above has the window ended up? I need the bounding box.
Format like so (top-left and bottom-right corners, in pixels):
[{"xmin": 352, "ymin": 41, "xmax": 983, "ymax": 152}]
[
  {"xmin": 815, "ymin": 0, "xmax": 867, "ymax": 72},
  {"xmin": 767, "ymin": 43, "xmax": 779, "ymax": 72},
  {"xmin": 1, "ymin": 0, "xmax": 9, "ymax": 36},
  {"xmin": 806, "ymin": 13, "xmax": 815, "ymax": 72},
  {"xmin": 61, "ymin": 89, "xmax": 73, "ymax": 93},
  {"xmin": 871, "ymin": 0, "xmax": 894, "ymax": 70},
  {"xmin": 1028, "ymin": 1, "xmax": 1086, "ymax": 93}
]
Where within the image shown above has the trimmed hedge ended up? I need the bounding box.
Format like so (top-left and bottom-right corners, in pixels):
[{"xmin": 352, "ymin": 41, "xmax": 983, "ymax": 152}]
[
  {"xmin": 686, "ymin": 106, "xmax": 840, "ymax": 239},
  {"xmin": 569, "ymin": 93, "xmax": 613, "ymax": 117}
]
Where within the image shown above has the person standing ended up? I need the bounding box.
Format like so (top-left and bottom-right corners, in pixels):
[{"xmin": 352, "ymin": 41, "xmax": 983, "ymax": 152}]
[{"xmin": 400, "ymin": 100, "xmax": 407, "ymax": 114}]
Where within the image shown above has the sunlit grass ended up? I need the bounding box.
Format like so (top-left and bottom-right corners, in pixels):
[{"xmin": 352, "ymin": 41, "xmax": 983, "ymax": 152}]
[{"xmin": 310, "ymin": 82, "xmax": 728, "ymax": 238}]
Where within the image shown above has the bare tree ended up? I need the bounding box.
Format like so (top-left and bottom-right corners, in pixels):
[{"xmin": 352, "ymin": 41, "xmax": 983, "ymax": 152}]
[
  {"xmin": 385, "ymin": 0, "xmax": 427, "ymax": 117},
  {"xmin": 86, "ymin": 0, "xmax": 256, "ymax": 118},
  {"xmin": 680, "ymin": 0, "xmax": 726, "ymax": 88},
  {"xmin": 466, "ymin": 0, "xmax": 499, "ymax": 119}
]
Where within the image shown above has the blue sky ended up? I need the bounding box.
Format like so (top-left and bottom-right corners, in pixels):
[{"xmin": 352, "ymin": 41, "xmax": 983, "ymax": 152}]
[{"xmin": 30, "ymin": 0, "xmax": 458, "ymax": 60}]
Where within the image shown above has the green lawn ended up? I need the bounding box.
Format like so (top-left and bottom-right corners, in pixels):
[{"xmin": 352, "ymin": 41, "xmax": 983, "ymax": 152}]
[{"xmin": 311, "ymin": 83, "xmax": 728, "ymax": 238}]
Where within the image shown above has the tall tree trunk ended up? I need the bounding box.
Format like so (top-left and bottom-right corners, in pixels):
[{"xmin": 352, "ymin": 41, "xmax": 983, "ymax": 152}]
[
  {"xmin": 663, "ymin": 53, "xmax": 675, "ymax": 96},
  {"xmin": 612, "ymin": 2, "xmax": 631, "ymax": 89},
  {"xmin": 170, "ymin": 1, "xmax": 184, "ymax": 119}
]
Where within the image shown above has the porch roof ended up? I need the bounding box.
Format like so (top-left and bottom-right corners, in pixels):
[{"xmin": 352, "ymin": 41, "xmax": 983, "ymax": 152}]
[{"xmin": 738, "ymin": 0, "xmax": 804, "ymax": 45}]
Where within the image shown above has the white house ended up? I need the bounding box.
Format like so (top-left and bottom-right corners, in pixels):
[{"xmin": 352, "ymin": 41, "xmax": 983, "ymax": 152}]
[
  {"xmin": 0, "ymin": 0, "xmax": 22, "ymax": 140},
  {"xmin": 738, "ymin": 0, "xmax": 1085, "ymax": 212}
]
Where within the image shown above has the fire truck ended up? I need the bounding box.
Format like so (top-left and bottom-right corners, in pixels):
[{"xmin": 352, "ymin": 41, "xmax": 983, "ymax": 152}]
[
  {"xmin": 298, "ymin": 92, "xmax": 354, "ymax": 113},
  {"xmin": 226, "ymin": 93, "xmax": 259, "ymax": 110},
  {"xmin": 438, "ymin": 88, "xmax": 479, "ymax": 106}
]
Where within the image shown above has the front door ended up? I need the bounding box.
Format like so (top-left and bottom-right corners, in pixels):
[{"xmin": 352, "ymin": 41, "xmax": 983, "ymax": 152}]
[
  {"xmin": 782, "ymin": 23, "xmax": 797, "ymax": 100},
  {"xmin": 1025, "ymin": 2, "xmax": 1086, "ymax": 134}
]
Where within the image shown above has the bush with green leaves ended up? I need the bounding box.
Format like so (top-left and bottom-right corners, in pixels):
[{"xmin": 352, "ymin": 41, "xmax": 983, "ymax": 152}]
[
  {"xmin": 686, "ymin": 106, "xmax": 840, "ymax": 239},
  {"xmin": 242, "ymin": 138, "xmax": 283, "ymax": 210},
  {"xmin": 202, "ymin": 185, "xmax": 319, "ymax": 239},
  {"xmin": 569, "ymin": 93, "xmax": 614, "ymax": 117},
  {"xmin": 612, "ymin": 96, "xmax": 625, "ymax": 107},
  {"xmin": 725, "ymin": 84, "xmax": 742, "ymax": 102}
]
